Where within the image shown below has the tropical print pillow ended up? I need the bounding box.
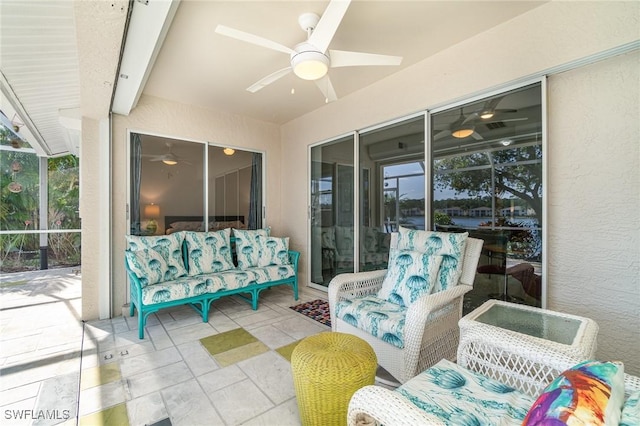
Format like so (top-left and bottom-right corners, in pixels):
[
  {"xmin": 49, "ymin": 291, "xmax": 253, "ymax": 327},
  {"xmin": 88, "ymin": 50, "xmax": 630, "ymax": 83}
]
[
  {"xmin": 233, "ymin": 228, "xmax": 269, "ymax": 269},
  {"xmin": 523, "ymin": 360, "xmax": 626, "ymax": 426},
  {"xmin": 184, "ymin": 229, "xmax": 235, "ymax": 276},
  {"xmin": 125, "ymin": 248, "xmax": 170, "ymax": 286},
  {"xmin": 257, "ymin": 236, "xmax": 290, "ymax": 267},
  {"xmin": 396, "ymin": 227, "xmax": 468, "ymax": 291},
  {"xmin": 377, "ymin": 249, "xmax": 442, "ymax": 307},
  {"xmin": 335, "ymin": 296, "xmax": 407, "ymax": 348},
  {"xmin": 126, "ymin": 233, "xmax": 187, "ymax": 280}
]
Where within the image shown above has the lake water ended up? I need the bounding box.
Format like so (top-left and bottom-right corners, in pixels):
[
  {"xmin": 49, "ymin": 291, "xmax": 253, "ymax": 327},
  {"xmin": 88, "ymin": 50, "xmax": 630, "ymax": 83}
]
[{"xmin": 405, "ymin": 216, "xmax": 539, "ymax": 230}]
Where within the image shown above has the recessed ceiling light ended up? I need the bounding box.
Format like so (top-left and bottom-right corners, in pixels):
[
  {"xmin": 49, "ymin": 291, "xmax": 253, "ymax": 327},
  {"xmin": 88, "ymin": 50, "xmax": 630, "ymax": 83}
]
[{"xmin": 501, "ymin": 139, "xmax": 513, "ymax": 146}]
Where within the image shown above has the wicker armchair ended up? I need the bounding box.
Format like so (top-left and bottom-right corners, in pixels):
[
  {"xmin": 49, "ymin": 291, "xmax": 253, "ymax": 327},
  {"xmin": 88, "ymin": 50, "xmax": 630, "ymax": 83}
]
[{"xmin": 328, "ymin": 235, "xmax": 484, "ymax": 384}]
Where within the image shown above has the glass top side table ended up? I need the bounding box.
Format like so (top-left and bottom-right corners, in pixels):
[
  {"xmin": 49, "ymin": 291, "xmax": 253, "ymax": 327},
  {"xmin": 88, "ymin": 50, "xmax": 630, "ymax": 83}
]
[{"xmin": 457, "ymin": 300, "xmax": 599, "ymax": 396}]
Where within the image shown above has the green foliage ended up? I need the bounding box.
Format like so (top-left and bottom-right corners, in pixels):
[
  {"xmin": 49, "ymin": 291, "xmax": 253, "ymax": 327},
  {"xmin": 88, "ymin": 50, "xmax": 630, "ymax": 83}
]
[{"xmin": 434, "ymin": 211, "xmax": 454, "ymax": 226}]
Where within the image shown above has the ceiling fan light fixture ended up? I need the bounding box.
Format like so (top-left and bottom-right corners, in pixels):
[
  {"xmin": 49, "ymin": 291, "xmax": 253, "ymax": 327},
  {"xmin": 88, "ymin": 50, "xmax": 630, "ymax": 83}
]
[
  {"xmin": 162, "ymin": 159, "xmax": 178, "ymax": 165},
  {"xmin": 479, "ymin": 110, "xmax": 495, "ymax": 120},
  {"xmin": 451, "ymin": 126, "xmax": 475, "ymax": 139},
  {"xmin": 223, "ymin": 148, "xmax": 235, "ymax": 156},
  {"xmin": 501, "ymin": 139, "xmax": 513, "ymax": 146},
  {"xmin": 291, "ymin": 48, "xmax": 329, "ymax": 81}
]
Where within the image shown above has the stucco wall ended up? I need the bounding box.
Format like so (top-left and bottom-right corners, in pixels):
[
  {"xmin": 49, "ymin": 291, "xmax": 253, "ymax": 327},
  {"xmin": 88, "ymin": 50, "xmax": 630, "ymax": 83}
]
[
  {"xmin": 547, "ymin": 51, "xmax": 640, "ymax": 373},
  {"xmin": 280, "ymin": 1, "xmax": 640, "ymax": 373},
  {"xmin": 109, "ymin": 95, "xmax": 281, "ymax": 317}
]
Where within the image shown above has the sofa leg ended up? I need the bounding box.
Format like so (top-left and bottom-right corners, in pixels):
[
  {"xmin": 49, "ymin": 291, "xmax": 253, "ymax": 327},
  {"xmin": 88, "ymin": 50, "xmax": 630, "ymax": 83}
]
[
  {"xmin": 138, "ymin": 312, "xmax": 145, "ymax": 339},
  {"xmin": 129, "ymin": 302, "xmax": 135, "ymax": 317}
]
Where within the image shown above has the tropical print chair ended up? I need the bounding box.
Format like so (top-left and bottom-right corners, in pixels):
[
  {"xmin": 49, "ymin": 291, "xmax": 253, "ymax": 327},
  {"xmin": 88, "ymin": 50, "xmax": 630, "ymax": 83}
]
[{"xmin": 328, "ymin": 228, "xmax": 484, "ymax": 384}]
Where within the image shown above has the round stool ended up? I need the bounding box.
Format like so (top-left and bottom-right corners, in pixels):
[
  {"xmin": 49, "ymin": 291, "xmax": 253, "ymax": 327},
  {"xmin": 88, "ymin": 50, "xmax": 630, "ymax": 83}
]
[{"xmin": 291, "ymin": 332, "xmax": 377, "ymax": 426}]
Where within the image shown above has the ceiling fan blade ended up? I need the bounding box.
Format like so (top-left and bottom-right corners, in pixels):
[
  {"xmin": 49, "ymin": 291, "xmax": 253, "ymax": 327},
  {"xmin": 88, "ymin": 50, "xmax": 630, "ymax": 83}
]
[
  {"xmin": 462, "ymin": 112, "xmax": 479, "ymax": 125},
  {"xmin": 246, "ymin": 67, "xmax": 292, "ymax": 93},
  {"xmin": 434, "ymin": 130, "xmax": 450, "ymax": 141},
  {"xmin": 329, "ymin": 49, "xmax": 402, "ymax": 68},
  {"xmin": 215, "ymin": 25, "xmax": 294, "ymax": 55},
  {"xmin": 484, "ymin": 117, "xmax": 528, "ymax": 124},
  {"xmin": 471, "ymin": 131, "xmax": 484, "ymax": 140},
  {"xmin": 308, "ymin": 0, "xmax": 351, "ymax": 53},
  {"xmin": 315, "ymin": 75, "xmax": 337, "ymax": 102}
]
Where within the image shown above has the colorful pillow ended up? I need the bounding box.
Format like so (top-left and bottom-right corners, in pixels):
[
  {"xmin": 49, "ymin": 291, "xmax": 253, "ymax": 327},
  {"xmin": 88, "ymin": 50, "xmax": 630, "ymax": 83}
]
[
  {"xmin": 233, "ymin": 228, "xmax": 269, "ymax": 269},
  {"xmin": 395, "ymin": 227, "xmax": 468, "ymax": 291},
  {"xmin": 620, "ymin": 390, "xmax": 640, "ymax": 426},
  {"xmin": 125, "ymin": 249, "xmax": 170, "ymax": 286},
  {"xmin": 523, "ymin": 360, "xmax": 626, "ymax": 426},
  {"xmin": 376, "ymin": 248, "xmax": 442, "ymax": 307},
  {"xmin": 257, "ymin": 236, "xmax": 290, "ymax": 267},
  {"xmin": 184, "ymin": 229, "xmax": 235, "ymax": 276},
  {"xmin": 126, "ymin": 233, "xmax": 187, "ymax": 280}
]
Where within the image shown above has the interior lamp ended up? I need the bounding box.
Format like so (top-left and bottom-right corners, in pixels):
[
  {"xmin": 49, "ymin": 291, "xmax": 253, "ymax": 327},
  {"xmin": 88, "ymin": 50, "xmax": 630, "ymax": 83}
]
[
  {"xmin": 479, "ymin": 110, "xmax": 495, "ymax": 120},
  {"xmin": 144, "ymin": 203, "xmax": 160, "ymax": 234},
  {"xmin": 223, "ymin": 148, "xmax": 235, "ymax": 156},
  {"xmin": 291, "ymin": 46, "xmax": 329, "ymax": 81},
  {"xmin": 162, "ymin": 158, "xmax": 177, "ymax": 165}
]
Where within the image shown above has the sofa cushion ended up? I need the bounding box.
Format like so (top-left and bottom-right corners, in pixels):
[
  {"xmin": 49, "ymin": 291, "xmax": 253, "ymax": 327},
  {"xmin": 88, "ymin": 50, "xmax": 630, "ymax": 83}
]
[
  {"xmin": 377, "ymin": 249, "xmax": 442, "ymax": 307},
  {"xmin": 396, "ymin": 359, "xmax": 534, "ymax": 424},
  {"xmin": 140, "ymin": 276, "xmax": 208, "ymax": 305},
  {"xmin": 204, "ymin": 270, "xmax": 256, "ymax": 293},
  {"xmin": 246, "ymin": 264, "xmax": 296, "ymax": 284},
  {"xmin": 233, "ymin": 228, "xmax": 269, "ymax": 269},
  {"xmin": 523, "ymin": 360, "xmax": 626, "ymax": 426},
  {"xmin": 395, "ymin": 227, "xmax": 468, "ymax": 291},
  {"xmin": 257, "ymin": 236, "xmax": 290, "ymax": 267},
  {"xmin": 184, "ymin": 229, "xmax": 235, "ymax": 276},
  {"xmin": 126, "ymin": 233, "xmax": 187, "ymax": 279},
  {"xmin": 321, "ymin": 226, "xmax": 336, "ymax": 250},
  {"xmin": 125, "ymin": 249, "xmax": 170, "ymax": 286},
  {"xmin": 335, "ymin": 226, "xmax": 354, "ymax": 256},
  {"xmin": 335, "ymin": 295, "xmax": 407, "ymax": 348}
]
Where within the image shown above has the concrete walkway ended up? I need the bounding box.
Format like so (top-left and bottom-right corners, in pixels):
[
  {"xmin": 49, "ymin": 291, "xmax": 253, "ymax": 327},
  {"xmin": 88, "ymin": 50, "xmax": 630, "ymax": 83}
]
[{"xmin": 1, "ymin": 267, "xmax": 82, "ymax": 426}]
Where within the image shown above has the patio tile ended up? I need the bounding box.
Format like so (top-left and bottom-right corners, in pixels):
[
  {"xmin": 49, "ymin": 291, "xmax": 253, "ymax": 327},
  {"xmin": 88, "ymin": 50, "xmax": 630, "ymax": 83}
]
[
  {"xmin": 126, "ymin": 392, "xmax": 168, "ymax": 426},
  {"xmin": 234, "ymin": 308, "xmax": 286, "ymax": 328},
  {"xmin": 126, "ymin": 361, "xmax": 193, "ymax": 399},
  {"xmin": 80, "ymin": 362, "xmax": 121, "ymax": 390},
  {"xmin": 78, "ymin": 379, "xmax": 126, "ymax": 416},
  {"xmin": 271, "ymin": 316, "xmax": 327, "ymax": 340},
  {"xmin": 197, "ymin": 364, "xmax": 247, "ymax": 394},
  {"xmin": 0, "ymin": 381, "xmax": 40, "ymax": 406},
  {"xmin": 119, "ymin": 347, "xmax": 182, "ymax": 377},
  {"xmin": 241, "ymin": 398, "xmax": 301, "ymax": 426},
  {"xmin": 176, "ymin": 341, "xmax": 219, "ymax": 376},
  {"xmin": 209, "ymin": 379, "xmax": 274, "ymax": 425},
  {"xmin": 165, "ymin": 322, "xmax": 216, "ymax": 346},
  {"xmin": 33, "ymin": 372, "xmax": 79, "ymax": 426},
  {"xmin": 161, "ymin": 379, "xmax": 223, "ymax": 426},
  {"xmin": 78, "ymin": 402, "xmax": 129, "ymax": 426},
  {"xmin": 146, "ymin": 324, "xmax": 173, "ymax": 350},
  {"xmin": 247, "ymin": 325, "xmax": 296, "ymax": 349},
  {"xmin": 237, "ymin": 351, "xmax": 295, "ymax": 405}
]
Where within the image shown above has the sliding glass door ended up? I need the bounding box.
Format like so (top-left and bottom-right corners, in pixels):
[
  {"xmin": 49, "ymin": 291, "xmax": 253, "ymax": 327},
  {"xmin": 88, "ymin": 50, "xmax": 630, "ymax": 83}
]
[{"xmin": 309, "ymin": 135, "xmax": 354, "ymax": 288}]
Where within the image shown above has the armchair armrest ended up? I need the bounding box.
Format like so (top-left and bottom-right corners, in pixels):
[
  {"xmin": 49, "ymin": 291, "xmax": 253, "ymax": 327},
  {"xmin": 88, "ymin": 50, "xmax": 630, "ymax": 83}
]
[
  {"xmin": 347, "ymin": 385, "xmax": 445, "ymax": 426},
  {"xmin": 328, "ymin": 270, "xmax": 387, "ymax": 330}
]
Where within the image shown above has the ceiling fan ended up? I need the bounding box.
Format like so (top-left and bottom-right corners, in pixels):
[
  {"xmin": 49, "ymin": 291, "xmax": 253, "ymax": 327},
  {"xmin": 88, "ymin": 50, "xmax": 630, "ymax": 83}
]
[
  {"xmin": 434, "ymin": 109, "xmax": 485, "ymax": 141},
  {"xmin": 144, "ymin": 142, "xmax": 192, "ymax": 166},
  {"xmin": 215, "ymin": 0, "xmax": 402, "ymax": 102}
]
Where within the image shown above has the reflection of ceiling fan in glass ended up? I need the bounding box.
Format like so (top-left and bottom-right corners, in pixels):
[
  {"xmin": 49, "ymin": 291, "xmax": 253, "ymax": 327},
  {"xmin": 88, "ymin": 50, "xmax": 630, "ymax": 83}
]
[{"xmin": 145, "ymin": 142, "xmax": 192, "ymax": 166}]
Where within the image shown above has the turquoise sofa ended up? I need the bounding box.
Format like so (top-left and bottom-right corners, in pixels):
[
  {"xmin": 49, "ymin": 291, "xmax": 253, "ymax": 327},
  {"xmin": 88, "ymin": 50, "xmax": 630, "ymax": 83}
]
[{"xmin": 124, "ymin": 229, "xmax": 299, "ymax": 339}]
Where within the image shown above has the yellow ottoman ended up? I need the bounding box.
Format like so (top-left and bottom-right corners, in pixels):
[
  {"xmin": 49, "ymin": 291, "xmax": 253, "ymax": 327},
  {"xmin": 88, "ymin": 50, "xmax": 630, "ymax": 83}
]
[{"xmin": 291, "ymin": 332, "xmax": 377, "ymax": 426}]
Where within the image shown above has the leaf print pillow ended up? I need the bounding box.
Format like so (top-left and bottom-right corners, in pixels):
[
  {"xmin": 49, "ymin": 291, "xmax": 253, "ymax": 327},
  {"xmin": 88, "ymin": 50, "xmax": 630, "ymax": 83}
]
[
  {"xmin": 125, "ymin": 248, "xmax": 170, "ymax": 286},
  {"xmin": 396, "ymin": 227, "xmax": 468, "ymax": 291},
  {"xmin": 257, "ymin": 236, "xmax": 290, "ymax": 267},
  {"xmin": 377, "ymin": 248, "xmax": 442, "ymax": 307},
  {"xmin": 184, "ymin": 229, "xmax": 235, "ymax": 276}
]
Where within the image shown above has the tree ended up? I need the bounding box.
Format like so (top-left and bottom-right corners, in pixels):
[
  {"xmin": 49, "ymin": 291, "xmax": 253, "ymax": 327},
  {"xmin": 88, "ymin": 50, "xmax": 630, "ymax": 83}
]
[{"xmin": 434, "ymin": 145, "xmax": 543, "ymax": 225}]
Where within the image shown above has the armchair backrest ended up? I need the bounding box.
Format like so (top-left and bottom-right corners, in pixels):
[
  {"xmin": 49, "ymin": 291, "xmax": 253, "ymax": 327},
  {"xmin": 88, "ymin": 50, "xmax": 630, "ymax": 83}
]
[{"xmin": 388, "ymin": 232, "xmax": 484, "ymax": 287}]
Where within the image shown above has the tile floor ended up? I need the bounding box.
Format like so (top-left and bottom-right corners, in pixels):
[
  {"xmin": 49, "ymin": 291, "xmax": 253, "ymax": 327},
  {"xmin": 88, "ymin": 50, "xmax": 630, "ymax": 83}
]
[{"xmin": 1, "ymin": 267, "xmax": 338, "ymax": 426}]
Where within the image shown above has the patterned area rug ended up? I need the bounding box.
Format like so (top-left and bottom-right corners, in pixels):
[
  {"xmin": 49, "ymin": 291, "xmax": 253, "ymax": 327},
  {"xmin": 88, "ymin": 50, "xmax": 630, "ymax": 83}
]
[{"xmin": 289, "ymin": 299, "xmax": 331, "ymax": 327}]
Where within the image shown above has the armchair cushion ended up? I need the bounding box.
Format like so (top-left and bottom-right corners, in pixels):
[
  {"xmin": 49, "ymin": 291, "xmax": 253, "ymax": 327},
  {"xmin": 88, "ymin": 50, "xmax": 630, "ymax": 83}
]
[
  {"xmin": 184, "ymin": 229, "xmax": 235, "ymax": 275},
  {"xmin": 335, "ymin": 295, "xmax": 407, "ymax": 348},
  {"xmin": 395, "ymin": 359, "xmax": 534, "ymax": 424},
  {"xmin": 523, "ymin": 360, "xmax": 626, "ymax": 426},
  {"xmin": 621, "ymin": 390, "xmax": 640, "ymax": 425},
  {"xmin": 377, "ymin": 249, "xmax": 442, "ymax": 307},
  {"xmin": 396, "ymin": 227, "xmax": 468, "ymax": 292}
]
